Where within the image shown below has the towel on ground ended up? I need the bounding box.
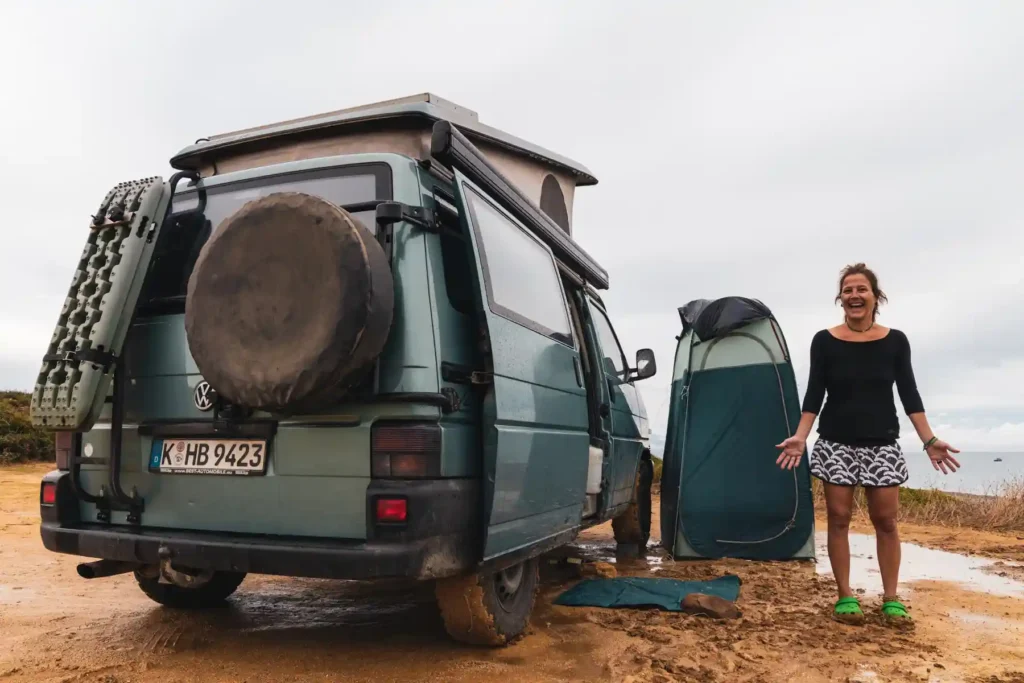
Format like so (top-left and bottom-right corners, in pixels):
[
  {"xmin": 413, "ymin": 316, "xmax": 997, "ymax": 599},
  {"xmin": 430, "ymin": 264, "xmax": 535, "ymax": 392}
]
[{"xmin": 553, "ymin": 574, "xmax": 742, "ymax": 612}]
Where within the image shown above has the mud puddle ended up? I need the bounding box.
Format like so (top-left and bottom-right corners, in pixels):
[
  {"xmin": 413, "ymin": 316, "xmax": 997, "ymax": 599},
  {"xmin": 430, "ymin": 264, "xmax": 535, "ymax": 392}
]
[
  {"xmin": 219, "ymin": 577, "xmax": 437, "ymax": 634},
  {"xmin": 815, "ymin": 532, "xmax": 1024, "ymax": 597},
  {"xmin": 562, "ymin": 542, "xmax": 666, "ymax": 572}
]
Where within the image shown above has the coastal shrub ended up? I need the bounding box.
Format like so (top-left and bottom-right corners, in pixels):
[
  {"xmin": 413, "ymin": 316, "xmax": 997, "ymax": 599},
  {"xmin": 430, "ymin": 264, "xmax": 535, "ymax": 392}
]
[{"xmin": 0, "ymin": 391, "xmax": 52, "ymax": 465}]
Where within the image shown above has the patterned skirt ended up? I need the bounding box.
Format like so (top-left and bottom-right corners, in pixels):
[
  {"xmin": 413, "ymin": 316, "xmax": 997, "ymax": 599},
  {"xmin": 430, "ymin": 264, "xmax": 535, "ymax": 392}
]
[{"xmin": 809, "ymin": 438, "xmax": 909, "ymax": 487}]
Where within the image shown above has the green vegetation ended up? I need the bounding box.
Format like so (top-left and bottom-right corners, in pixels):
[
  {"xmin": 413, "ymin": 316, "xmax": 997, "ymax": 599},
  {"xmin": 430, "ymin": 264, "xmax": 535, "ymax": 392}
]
[
  {"xmin": 811, "ymin": 476, "xmax": 1024, "ymax": 533},
  {"xmin": 0, "ymin": 391, "xmax": 52, "ymax": 465}
]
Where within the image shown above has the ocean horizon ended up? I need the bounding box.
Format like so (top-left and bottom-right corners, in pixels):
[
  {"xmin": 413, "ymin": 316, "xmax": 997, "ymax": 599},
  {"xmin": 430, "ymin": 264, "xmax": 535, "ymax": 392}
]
[{"xmin": 901, "ymin": 450, "xmax": 1024, "ymax": 495}]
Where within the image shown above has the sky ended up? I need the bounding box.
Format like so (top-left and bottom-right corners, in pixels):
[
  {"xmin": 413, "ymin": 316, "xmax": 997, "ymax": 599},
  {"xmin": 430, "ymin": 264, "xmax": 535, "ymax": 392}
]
[{"xmin": 2, "ymin": 0, "xmax": 1023, "ymax": 451}]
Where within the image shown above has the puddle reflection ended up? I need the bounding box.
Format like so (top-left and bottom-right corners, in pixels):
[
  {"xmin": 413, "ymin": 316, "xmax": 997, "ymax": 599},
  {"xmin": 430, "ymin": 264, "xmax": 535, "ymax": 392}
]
[
  {"xmin": 570, "ymin": 542, "xmax": 667, "ymax": 571},
  {"xmin": 814, "ymin": 532, "xmax": 1024, "ymax": 597}
]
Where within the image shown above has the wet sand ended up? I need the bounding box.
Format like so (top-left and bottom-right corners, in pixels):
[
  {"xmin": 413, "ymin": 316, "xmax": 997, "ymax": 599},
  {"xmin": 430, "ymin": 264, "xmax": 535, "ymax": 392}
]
[{"xmin": 2, "ymin": 463, "xmax": 1023, "ymax": 682}]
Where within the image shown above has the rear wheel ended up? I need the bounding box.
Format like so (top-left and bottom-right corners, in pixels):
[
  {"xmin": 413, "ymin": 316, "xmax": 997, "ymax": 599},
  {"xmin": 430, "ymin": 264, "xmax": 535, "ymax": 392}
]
[
  {"xmin": 135, "ymin": 569, "xmax": 246, "ymax": 609},
  {"xmin": 434, "ymin": 557, "xmax": 540, "ymax": 646},
  {"xmin": 612, "ymin": 454, "xmax": 654, "ymax": 550}
]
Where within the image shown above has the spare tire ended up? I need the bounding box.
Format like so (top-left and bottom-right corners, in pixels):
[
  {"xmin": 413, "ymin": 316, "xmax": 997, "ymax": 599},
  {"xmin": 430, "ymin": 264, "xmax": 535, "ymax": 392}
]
[{"xmin": 184, "ymin": 192, "xmax": 393, "ymax": 413}]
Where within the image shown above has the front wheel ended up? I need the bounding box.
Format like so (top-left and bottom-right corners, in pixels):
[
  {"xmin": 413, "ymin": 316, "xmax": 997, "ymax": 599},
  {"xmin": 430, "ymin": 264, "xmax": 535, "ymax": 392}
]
[
  {"xmin": 135, "ymin": 569, "xmax": 246, "ymax": 609},
  {"xmin": 612, "ymin": 454, "xmax": 654, "ymax": 550},
  {"xmin": 434, "ymin": 557, "xmax": 540, "ymax": 646}
]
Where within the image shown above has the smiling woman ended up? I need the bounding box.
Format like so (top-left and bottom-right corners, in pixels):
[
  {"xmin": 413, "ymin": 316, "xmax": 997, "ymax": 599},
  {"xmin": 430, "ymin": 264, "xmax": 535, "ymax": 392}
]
[
  {"xmin": 835, "ymin": 265, "xmax": 888, "ymax": 321},
  {"xmin": 775, "ymin": 262, "xmax": 962, "ymax": 626}
]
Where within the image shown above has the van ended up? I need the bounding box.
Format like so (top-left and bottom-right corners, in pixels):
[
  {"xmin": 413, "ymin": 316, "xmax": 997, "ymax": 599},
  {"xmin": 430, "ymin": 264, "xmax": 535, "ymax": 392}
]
[{"xmin": 32, "ymin": 94, "xmax": 657, "ymax": 646}]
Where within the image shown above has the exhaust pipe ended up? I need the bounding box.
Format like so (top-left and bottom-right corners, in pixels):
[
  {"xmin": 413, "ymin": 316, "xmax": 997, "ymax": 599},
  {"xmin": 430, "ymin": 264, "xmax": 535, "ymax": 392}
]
[{"xmin": 76, "ymin": 559, "xmax": 141, "ymax": 579}]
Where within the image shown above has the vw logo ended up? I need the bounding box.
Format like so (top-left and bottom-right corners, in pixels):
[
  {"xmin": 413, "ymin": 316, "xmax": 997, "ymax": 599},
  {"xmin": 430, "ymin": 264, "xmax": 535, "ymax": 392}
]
[{"xmin": 193, "ymin": 380, "xmax": 216, "ymax": 412}]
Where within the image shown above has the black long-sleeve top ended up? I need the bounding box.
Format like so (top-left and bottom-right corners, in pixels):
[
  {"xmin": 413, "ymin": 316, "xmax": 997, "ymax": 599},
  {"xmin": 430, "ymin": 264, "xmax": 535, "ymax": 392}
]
[{"xmin": 801, "ymin": 329, "xmax": 925, "ymax": 447}]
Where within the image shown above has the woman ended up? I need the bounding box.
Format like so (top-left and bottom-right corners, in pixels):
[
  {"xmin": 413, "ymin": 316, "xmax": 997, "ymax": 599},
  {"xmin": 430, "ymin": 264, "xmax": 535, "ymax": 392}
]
[{"xmin": 775, "ymin": 263, "xmax": 960, "ymax": 625}]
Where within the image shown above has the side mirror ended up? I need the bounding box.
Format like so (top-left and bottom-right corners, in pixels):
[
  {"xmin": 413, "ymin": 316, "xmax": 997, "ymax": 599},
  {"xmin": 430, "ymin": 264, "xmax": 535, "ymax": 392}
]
[{"xmin": 631, "ymin": 349, "xmax": 657, "ymax": 381}]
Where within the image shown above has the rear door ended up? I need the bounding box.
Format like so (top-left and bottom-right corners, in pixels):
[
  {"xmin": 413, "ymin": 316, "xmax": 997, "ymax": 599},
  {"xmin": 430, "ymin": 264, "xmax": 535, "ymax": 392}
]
[
  {"xmin": 79, "ymin": 164, "xmax": 395, "ymax": 539},
  {"xmin": 451, "ymin": 172, "xmax": 590, "ymax": 562},
  {"xmin": 584, "ymin": 298, "xmax": 645, "ymax": 516}
]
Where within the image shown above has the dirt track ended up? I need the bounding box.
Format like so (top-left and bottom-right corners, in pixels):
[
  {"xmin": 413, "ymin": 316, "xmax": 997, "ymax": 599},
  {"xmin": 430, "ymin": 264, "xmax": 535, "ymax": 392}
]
[{"xmin": 2, "ymin": 464, "xmax": 1024, "ymax": 683}]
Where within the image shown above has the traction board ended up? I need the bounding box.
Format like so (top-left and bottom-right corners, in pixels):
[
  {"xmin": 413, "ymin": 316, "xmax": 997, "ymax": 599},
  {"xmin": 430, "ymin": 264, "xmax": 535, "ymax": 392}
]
[{"xmin": 31, "ymin": 177, "xmax": 171, "ymax": 430}]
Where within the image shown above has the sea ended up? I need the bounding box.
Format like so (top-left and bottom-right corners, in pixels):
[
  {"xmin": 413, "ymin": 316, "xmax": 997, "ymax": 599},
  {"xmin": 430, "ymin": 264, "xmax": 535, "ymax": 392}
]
[{"xmin": 903, "ymin": 451, "xmax": 1024, "ymax": 496}]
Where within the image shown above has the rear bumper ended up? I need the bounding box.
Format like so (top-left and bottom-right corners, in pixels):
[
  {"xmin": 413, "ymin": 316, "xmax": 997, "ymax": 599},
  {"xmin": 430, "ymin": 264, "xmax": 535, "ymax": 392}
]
[
  {"xmin": 40, "ymin": 522, "xmax": 472, "ymax": 580},
  {"xmin": 39, "ymin": 471, "xmax": 481, "ymax": 581}
]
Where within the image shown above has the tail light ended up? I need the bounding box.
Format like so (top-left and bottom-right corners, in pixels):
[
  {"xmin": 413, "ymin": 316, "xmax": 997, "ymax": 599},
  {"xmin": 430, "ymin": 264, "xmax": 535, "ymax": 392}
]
[
  {"xmin": 374, "ymin": 498, "xmax": 408, "ymax": 524},
  {"xmin": 41, "ymin": 481, "xmax": 57, "ymax": 506},
  {"xmin": 55, "ymin": 432, "xmax": 73, "ymax": 471},
  {"xmin": 371, "ymin": 422, "xmax": 441, "ymax": 478}
]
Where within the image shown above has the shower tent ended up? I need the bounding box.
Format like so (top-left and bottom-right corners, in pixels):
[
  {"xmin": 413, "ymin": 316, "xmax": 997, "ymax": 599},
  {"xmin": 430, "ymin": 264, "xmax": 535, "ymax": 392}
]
[{"xmin": 659, "ymin": 297, "xmax": 815, "ymax": 561}]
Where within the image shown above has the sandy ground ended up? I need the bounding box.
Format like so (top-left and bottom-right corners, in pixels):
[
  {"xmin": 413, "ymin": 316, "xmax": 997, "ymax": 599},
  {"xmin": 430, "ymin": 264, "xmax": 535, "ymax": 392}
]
[{"xmin": 2, "ymin": 463, "xmax": 1024, "ymax": 683}]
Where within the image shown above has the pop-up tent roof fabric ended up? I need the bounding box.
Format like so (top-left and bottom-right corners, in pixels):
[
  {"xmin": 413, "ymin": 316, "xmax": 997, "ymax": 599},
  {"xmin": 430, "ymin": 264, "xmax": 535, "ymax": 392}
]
[
  {"xmin": 678, "ymin": 296, "xmax": 773, "ymax": 341},
  {"xmin": 660, "ymin": 297, "xmax": 815, "ymax": 561}
]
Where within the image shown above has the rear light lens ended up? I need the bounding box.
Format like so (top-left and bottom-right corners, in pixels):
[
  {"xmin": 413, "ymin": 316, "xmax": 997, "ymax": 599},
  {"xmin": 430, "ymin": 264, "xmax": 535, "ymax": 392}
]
[
  {"xmin": 55, "ymin": 432, "xmax": 73, "ymax": 471},
  {"xmin": 41, "ymin": 482, "xmax": 57, "ymax": 506},
  {"xmin": 371, "ymin": 423, "xmax": 441, "ymax": 478},
  {"xmin": 375, "ymin": 497, "xmax": 408, "ymax": 523}
]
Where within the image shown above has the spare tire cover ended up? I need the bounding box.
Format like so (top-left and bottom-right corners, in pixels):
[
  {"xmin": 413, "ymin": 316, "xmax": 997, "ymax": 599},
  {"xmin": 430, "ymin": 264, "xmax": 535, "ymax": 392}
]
[{"xmin": 185, "ymin": 192, "xmax": 393, "ymax": 413}]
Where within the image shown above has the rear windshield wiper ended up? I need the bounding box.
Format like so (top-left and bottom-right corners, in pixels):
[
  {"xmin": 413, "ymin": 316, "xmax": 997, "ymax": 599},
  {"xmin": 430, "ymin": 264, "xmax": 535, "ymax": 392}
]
[{"xmin": 136, "ymin": 295, "xmax": 186, "ymax": 317}]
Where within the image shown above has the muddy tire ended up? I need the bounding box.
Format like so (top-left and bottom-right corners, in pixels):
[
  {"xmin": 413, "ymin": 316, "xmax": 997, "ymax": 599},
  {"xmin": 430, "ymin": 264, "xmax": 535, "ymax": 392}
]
[
  {"xmin": 612, "ymin": 453, "xmax": 654, "ymax": 549},
  {"xmin": 135, "ymin": 570, "xmax": 246, "ymax": 609},
  {"xmin": 434, "ymin": 557, "xmax": 540, "ymax": 646}
]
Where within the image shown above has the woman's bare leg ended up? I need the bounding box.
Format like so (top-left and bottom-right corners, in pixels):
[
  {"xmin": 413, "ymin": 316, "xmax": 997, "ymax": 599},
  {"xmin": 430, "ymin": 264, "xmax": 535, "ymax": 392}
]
[
  {"xmin": 824, "ymin": 483, "xmax": 856, "ymax": 598},
  {"xmin": 865, "ymin": 485, "xmax": 901, "ymax": 600}
]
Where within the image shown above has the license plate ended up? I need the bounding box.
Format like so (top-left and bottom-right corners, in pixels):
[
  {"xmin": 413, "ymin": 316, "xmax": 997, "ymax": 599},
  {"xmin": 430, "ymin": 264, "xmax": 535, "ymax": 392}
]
[{"xmin": 149, "ymin": 438, "xmax": 268, "ymax": 476}]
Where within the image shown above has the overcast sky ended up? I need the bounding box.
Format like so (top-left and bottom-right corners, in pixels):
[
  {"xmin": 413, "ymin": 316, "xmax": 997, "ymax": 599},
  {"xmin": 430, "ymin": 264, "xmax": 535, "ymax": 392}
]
[{"xmin": 2, "ymin": 1, "xmax": 1023, "ymax": 451}]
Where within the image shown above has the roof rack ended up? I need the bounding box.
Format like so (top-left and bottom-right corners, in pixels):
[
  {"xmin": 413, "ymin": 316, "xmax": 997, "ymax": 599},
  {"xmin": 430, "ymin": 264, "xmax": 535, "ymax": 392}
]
[{"xmin": 430, "ymin": 120, "xmax": 609, "ymax": 290}]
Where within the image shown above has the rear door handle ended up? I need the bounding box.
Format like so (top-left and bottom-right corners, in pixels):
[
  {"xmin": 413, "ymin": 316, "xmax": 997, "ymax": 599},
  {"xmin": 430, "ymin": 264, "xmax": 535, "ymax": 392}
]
[{"xmin": 573, "ymin": 358, "xmax": 583, "ymax": 387}]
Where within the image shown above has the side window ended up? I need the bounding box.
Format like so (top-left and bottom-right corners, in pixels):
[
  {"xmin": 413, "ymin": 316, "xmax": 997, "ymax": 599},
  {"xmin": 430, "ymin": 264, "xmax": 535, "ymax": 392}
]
[
  {"xmin": 589, "ymin": 304, "xmax": 627, "ymax": 378},
  {"xmin": 464, "ymin": 186, "xmax": 573, "ymax": 345},
  {"xmin": 436, "ymin": 198, "xmax": 475, "ymax": 316}
]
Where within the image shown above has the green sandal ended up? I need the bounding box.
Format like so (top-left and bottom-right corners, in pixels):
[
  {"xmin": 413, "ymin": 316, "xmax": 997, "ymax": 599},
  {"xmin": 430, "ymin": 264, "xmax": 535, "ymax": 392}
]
[
  {"xmin": 833, "ymin": 596, "xmax": 865, "ymax": 625},
  {"xmin": 881, "ymin": 600, "xmax": 912, "ymax": 624}
]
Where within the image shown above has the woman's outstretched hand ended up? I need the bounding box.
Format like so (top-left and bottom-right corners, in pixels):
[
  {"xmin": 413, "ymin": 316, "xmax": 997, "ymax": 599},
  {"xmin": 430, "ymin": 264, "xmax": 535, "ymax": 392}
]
[
  {"xmin": 926, "ymin": 439, "xmax": 961, "ymax": 474},
  {"xmin": 776, "ymin": 435, "xmax": 806, "ymax": 470}
]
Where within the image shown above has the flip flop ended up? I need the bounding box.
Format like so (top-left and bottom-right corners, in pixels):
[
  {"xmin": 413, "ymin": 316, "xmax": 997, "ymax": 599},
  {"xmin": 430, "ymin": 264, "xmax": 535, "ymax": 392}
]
[
  {"xmin": 881, "ymin": 599, "xmax": 912, "ymax": 625},
  {"xmin": 832, "ymin": 596, "xmax": 865, "ymax": 625}
]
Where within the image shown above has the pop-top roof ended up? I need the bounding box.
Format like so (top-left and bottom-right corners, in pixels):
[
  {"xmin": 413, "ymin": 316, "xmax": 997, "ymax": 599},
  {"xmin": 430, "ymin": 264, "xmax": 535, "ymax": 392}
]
[{"xmin": 170, "ymin": 93, "xmax": 598, "ymax": 186}]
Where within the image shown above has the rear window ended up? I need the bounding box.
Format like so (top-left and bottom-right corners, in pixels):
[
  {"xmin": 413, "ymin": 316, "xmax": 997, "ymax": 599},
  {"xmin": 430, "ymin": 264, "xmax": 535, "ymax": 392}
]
[{"xmin": 139, "ymin": 164, "xmax": 391, "ymax": 316}]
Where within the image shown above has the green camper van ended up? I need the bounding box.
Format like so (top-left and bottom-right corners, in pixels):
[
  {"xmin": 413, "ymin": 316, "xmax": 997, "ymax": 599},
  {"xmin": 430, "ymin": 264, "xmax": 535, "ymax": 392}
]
[{"xmin": 31, "ymin": 94, "xmax": 657, "ymax": 646}]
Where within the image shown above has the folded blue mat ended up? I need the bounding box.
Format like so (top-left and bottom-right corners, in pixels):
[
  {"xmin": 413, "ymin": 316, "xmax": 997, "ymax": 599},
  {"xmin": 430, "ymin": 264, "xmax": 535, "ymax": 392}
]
[{"xmin": 553, "ymin": 574, "xmax": 742, "ymax": 611}]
